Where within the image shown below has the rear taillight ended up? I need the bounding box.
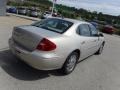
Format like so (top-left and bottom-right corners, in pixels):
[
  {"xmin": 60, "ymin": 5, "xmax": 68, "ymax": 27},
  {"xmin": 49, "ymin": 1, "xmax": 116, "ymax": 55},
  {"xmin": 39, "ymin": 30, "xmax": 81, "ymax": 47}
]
[{"xmin": 36, "ymin": 38, "xmax": 56, "ymax": 51}]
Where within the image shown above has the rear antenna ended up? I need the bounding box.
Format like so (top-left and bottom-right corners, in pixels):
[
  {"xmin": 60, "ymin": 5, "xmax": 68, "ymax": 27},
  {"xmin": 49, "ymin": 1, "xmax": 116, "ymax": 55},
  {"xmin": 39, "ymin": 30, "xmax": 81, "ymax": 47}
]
[{"xmin": 61, "ymin": 15, "xmax": 64, "ymax": 19}]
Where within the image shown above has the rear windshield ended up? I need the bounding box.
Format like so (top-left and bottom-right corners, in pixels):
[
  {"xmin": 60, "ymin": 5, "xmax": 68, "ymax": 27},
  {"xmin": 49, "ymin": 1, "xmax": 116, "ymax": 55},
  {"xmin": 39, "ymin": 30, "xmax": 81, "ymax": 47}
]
[{"xmin": 31, "ymin": 18, "xmax": 73, "ymax": 33}]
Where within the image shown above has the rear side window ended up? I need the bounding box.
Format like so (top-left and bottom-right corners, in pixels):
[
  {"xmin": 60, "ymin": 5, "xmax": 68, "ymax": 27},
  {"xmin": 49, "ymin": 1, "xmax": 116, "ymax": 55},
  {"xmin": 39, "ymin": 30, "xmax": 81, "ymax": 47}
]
[
  {"xmin": 32, "ymin": 18, "xmax": 73, "ymax": 34},
  {"xmin": 77, "ymin": 24, "xmax": 91, "ymax": 36}
]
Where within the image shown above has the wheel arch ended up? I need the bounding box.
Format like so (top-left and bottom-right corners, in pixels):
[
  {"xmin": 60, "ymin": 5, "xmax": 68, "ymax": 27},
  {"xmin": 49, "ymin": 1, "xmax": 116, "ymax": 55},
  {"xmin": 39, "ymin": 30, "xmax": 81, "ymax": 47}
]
[
  {"xmin": 103, "ymin": 41, "xmax": 105, "ymax": 45},
  {"xmin": 72, "ymin": 49, "xmax": 81, "ymax": 61}
]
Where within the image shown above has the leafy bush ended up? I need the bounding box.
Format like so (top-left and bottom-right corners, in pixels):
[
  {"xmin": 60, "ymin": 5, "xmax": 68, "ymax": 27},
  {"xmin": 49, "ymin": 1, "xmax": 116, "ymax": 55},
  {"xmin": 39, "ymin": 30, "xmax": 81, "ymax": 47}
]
[
  {"xmin": 114, "ymin": 29, "xmax": 120, "ymax": 35},
  {"xmin": 98, "ymin": 24, "xmax": 104, "ymax": 32}
]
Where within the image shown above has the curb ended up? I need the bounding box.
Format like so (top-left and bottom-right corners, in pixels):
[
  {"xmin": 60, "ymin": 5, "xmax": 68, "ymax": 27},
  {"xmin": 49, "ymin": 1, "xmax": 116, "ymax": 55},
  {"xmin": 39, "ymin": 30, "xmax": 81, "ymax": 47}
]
[
  {"xmin": 0, "ymin": 47, "xmax": 9, "ymax": 52},
  {"xmin": 7, "ymin": 13, "xmax": 40, "ymax": 21}
]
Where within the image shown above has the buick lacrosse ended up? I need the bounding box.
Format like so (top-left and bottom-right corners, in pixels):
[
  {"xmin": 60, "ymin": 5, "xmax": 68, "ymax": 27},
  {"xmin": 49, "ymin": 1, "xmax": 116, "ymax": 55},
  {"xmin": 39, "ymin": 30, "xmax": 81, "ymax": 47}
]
[{"xmin": 9, "ymin": 18, "xmax": 105, "ymax": 74}]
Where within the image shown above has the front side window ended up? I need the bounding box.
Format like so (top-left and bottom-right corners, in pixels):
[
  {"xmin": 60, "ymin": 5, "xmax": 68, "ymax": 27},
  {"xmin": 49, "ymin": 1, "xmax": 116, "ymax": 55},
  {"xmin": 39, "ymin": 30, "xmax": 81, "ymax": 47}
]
[
  {"xmin": 89, "ymin": 24, "xmax": 98, "ymax": 36},
  {"xmin": 31, "ymin": 18, "xmax": 73, "ymax": 33},
  {"xmin": 77, "ymin": 24, "xmax": 91, "ymax": 36}
]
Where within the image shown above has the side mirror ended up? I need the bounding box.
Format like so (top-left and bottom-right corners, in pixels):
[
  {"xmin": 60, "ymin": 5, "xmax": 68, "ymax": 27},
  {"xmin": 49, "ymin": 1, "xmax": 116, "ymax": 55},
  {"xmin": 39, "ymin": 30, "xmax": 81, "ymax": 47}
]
[
  {"xmin": 93, "ymin": 34, "xmax": 99, "ymax": 37},
  {"xmin": 99, "ymin": 33, "xmax": 104, "ymax": 37}
]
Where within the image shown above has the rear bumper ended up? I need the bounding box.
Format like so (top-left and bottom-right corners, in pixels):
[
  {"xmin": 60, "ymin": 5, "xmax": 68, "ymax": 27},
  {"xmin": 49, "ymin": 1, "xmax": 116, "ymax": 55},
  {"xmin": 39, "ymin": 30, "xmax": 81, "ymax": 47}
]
[{"xmin": 9, "ymin": 38, "xmax": 65, "ymax": 70}]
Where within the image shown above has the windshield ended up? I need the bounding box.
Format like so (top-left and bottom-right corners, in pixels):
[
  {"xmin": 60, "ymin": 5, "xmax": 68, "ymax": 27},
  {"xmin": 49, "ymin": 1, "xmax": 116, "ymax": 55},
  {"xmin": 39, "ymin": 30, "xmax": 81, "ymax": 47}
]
[{"xmin": 31, "ymin": 18, "xmax": 73, "ymax": 33}]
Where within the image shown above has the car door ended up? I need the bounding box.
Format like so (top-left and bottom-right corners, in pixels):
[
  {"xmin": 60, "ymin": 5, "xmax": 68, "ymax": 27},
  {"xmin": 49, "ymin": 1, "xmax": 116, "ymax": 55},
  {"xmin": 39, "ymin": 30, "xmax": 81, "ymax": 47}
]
[
  {"xmin": 88, "ymin": 24, "xmax": 100, "ymax": 54},
  {"xmin": 76, "ymin": 24, "xmax": 95, "ymax": 60}
]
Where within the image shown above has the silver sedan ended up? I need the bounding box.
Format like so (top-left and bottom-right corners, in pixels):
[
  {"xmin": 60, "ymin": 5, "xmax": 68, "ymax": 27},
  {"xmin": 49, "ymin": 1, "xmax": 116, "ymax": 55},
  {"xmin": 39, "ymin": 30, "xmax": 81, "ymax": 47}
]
[{"xmin": 9, "ymin": 18, "xmax": 105, "ymax": 74}]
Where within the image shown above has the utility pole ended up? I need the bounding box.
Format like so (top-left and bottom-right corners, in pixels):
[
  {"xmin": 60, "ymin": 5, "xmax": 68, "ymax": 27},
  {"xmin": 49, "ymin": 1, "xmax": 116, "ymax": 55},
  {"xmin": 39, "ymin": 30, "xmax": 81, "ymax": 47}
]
[
  {"xmin": 0, "ymin": 0, "xmax": 7, "ymax": 16},
  {"xmin": 51, "ymin": 0, "xmax": 56, "ymax": 15}
]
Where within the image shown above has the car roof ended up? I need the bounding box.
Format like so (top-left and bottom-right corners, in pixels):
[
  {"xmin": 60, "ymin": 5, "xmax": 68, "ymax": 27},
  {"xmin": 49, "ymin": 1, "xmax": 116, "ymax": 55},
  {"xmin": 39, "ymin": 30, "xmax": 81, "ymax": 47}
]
[{"xmin": 50, "ymin": 17, "xmax": 89, "ymax": 24}]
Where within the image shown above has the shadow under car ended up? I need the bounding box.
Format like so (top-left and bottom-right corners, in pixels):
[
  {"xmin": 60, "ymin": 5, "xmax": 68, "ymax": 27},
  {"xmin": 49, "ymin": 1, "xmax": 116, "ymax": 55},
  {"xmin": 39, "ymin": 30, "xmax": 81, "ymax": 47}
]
[{"xmin": 0, "ymin": 50, "xmax": 62, "ymax": 81}]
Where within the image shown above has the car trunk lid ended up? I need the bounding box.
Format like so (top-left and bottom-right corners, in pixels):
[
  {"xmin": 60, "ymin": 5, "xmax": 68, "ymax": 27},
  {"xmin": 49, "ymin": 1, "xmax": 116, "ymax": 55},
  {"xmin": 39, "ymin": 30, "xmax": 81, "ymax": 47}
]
[{"xmin": 12, "ymin": 25, "xmax": 61, "ymax": 51}]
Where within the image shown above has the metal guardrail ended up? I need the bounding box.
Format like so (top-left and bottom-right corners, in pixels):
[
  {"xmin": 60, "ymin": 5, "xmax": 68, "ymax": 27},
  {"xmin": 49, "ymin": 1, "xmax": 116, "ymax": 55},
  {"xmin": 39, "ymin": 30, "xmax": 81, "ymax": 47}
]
[{"xmin": 7, "ymin": 13, "xmax": 41, "ymax": 21}]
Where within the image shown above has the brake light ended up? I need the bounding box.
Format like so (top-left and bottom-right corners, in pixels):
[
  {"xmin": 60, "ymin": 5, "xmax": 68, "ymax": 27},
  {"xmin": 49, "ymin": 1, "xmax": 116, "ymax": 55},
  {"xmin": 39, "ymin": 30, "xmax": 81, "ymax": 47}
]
[{"xmin": 36, "ymin": 38, "xmax": 56, "ymax": 51}]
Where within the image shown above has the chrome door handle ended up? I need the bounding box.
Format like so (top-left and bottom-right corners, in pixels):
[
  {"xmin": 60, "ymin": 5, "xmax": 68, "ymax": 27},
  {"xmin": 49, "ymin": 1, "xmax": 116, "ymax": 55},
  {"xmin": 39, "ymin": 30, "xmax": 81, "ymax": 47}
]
[
  {"xmin": 92, "ymin": 40, "xmax": 97, "ymax": 42},
  {"xmin": 81, "ymin": 41, "xmax": 85, "ymax": 44}
]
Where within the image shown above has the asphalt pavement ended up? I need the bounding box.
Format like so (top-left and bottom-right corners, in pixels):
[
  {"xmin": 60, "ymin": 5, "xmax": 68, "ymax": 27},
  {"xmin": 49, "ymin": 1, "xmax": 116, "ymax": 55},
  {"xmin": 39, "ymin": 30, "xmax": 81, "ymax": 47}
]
[{"xmin": 0, "ymin": 15, "xmax": 120, "ymax": 90}]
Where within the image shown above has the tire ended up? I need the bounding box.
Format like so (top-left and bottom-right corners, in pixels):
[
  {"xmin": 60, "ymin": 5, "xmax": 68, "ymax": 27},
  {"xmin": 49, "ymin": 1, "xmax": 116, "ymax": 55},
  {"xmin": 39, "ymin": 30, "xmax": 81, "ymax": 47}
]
[
  {"xmin": 60, "ymin": 52, "xmax": 79, "ymax": 75},
  {"xmin": 95, "ymin": 43, "xmax": 104, "ymax": 55}
]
